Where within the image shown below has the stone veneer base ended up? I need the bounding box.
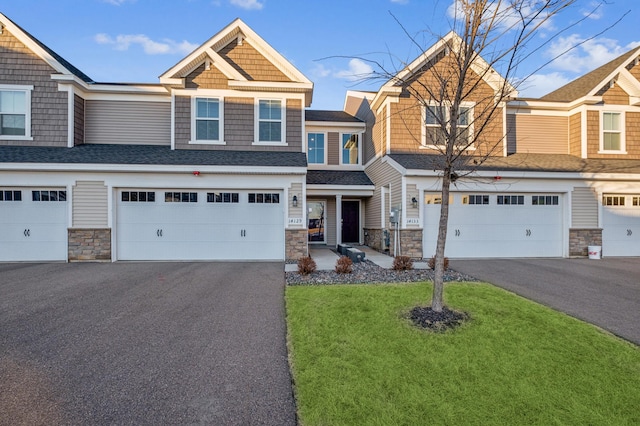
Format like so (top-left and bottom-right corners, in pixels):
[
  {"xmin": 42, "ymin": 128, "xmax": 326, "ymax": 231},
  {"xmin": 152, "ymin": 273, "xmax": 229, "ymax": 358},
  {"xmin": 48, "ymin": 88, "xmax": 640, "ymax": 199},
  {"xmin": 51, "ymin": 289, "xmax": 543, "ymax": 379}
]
[
  {"xmin": 286, "ymin": 229, "xmax": 308, "ymax": 260},
  {"xmin": 569, "ymin": 228, "xmax": 602, "ymax": 257},
  {"xmin": 68, "ymin": 228, "xmax": 112, "ymax": 261}
]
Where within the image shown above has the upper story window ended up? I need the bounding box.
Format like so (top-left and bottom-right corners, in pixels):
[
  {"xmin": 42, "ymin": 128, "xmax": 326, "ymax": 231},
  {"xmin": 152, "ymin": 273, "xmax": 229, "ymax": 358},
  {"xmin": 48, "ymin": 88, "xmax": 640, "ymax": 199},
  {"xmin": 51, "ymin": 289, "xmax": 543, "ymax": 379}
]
[
  {"xmin": 257, "ymin": 99, "xmax": 284, "ymax": 144},
  {"xmin": 192, "ymin": 97, "xmax": 223, "ymax": 144},
  {"xmin": 423, "ymin": 103, "xmax": 473, "ymax": 148},
  {"xmin": 341, "ymin": 133, "xmax": 359, "ymax": 165},
  {"xmin": 307, "ymin": 133, "xmax": 325, "ymax": 164},
  {"xmin": 600, "ymin": 111, "xmax": 625, "ymax": 153},
  {"xmin": 0, "ymin": 85, "xmax": 32, "ymax": 140}
]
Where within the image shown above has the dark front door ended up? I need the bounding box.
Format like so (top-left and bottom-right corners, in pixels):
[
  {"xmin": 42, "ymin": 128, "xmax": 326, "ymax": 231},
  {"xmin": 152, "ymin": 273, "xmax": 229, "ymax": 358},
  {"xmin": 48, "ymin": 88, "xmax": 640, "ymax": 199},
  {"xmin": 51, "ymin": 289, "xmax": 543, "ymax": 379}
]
[{"xmin": 341, "ymin": 201, "xmax": 360, "ymax": 243}]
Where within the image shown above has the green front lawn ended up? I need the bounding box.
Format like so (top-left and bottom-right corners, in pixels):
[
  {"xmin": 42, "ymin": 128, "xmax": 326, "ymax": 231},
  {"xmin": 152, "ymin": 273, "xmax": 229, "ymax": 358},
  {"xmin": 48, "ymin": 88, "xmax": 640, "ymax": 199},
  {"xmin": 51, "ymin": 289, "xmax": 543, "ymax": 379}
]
[{"xmin": 286, "ymin": 282, "xmax": 640, "ymax": 425}]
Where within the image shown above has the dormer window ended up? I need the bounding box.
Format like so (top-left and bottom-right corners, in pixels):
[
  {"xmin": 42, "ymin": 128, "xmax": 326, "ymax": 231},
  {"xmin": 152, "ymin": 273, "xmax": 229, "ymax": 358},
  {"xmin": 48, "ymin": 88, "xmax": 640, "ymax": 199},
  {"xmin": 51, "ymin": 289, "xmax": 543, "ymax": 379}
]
[
  {"xmin": 341, "ymin": 133, "xmax": 359, "ymax": 165},
  {"xmin": 256, "ymin": 99, "xmax": 285, "ymax": 144},
  {"xmin": 600, "ymin": 111, "xmax": 625, "ymax": 153},
  {"xmin": 191, "ymin": 97, "xmax": 224, "ymax": 144},
  {"xmin": 0, "ymin": 85, "xmax": 32, "ymax": 140},
  {"xmin": 422, "ymin": 102, "xmax": 474, "ymax": 149}
]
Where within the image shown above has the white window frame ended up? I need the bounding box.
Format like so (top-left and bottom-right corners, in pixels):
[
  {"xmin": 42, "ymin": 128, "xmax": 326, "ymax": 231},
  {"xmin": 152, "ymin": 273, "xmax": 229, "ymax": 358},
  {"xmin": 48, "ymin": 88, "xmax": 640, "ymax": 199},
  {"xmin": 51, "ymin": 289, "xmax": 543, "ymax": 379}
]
[
  {"xmin": 254, "ymin": 98, "xmax": 286, "ymax": 145},
  {"xmin": 190, "ymin": 96, "xmax": 224, "ymax": 145},
  {"xmin": 599, "ymin": 110, "xmax": 626, "ymax": 154},
  {"xmin": 0, "ymin": 84, "xmax": 33, "ymax": 140},
  {"xmin": 307, "ymin": 200, "xmax": 326, "ymax": 244},
  {"xmin": 339, "ymin": 132, "xmax": 362, "ymax": 166},
  {"xmin": 307, "ymin": 132, "xmax": 327, "ymax": 165},
  {"xmin": 421, "ymin": 101, "xmax": 474, "ymax": 150}
]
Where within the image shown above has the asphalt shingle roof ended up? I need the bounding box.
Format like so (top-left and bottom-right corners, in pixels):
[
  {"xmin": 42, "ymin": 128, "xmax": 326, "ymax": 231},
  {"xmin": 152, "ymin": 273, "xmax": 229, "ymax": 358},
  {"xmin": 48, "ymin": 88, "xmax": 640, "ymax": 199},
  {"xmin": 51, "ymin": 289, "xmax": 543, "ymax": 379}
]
[
  {"xmin": 306, "ymin": 170, "xmax": 373, "ymax": 186},
  {"xmin": 0, "ymin": 144, "xmax": 308, "ymax": 168},
  {"xmin": 389, "ymin": 153, "xmax": 640, "ymax": 174},
  {"xmin": 305, "ymin": 110, "xmax": 363, "ymax": 123},
  {"xmin": 539, "ymin": 46, "xmax": 640, "ymax": 102}
]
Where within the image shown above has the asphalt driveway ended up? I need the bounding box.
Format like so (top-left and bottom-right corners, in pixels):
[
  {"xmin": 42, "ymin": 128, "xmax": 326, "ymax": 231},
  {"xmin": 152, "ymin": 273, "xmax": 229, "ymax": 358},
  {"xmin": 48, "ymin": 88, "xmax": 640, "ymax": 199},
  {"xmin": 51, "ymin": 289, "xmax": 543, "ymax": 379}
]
[
  {"xmin": 0, "ymin": 262, "xmax": 296, "ymax": 425},
  {"xmin": 450, "ymin": 258, "xmax": 640, "ymax": 345}
]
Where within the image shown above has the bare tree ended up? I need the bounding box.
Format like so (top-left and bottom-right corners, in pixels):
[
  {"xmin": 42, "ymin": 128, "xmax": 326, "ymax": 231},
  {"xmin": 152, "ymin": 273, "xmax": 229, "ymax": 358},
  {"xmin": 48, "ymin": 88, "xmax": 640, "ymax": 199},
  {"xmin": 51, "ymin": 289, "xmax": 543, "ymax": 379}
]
[{"xmin": 364, "ymin": 0, "xmax": 585, "ymax": 312}]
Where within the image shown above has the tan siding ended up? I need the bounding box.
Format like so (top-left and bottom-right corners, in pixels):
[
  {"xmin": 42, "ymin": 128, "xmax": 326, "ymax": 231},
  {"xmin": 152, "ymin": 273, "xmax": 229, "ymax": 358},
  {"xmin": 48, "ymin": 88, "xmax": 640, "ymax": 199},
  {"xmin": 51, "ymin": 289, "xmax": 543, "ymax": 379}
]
[
  {"xmin": 219, "ymin": 40, "xmax": 291, "ymax": 82},
  {"xmin": 0, "ymin": 28, "xmax": 68, "ymax": 147},
  {"xmin": 345, "ymin": 95, "xmax": 376, "ymax": 163},
  {"xmin": 506, "ymin": 114, "xmax": 516, "ymax": 154},
  {"xmin": 85, "ymin": 100, "xmax": 170, "ymax": 145},
  {"xmin": 74, "ymin": 94, "xmax": 85, "ymax": 146},
  {"xmin": 224, "ymin": 97, "xmax": 254, "ymax": 147},
  {"xmin": 572, "ymin": 187, "xmax": 598, "ymax": 228},
  {"xmin": 625, "ymin": 112, "xmax": 640, "ymax": 157},
  {"xmin": 405, "ymin": 184, "xmax": 419, "ymax": 221},
  {"xmin": 175, "ymin": 96, "xmax": 303, "ymax": 151},
  {"xmin": 327, "ymin": 132, "xmax": 339, "ymax": 165},
  {"xmin": 602, "ymin": 84, "xmax": 629, "ymax": 105},
  {"xmin": 185, "ymin": 63, "xmax": 229, "ymax": 89},
  {"xmin": 286, "ymin": 98, "xmax": 302, "ymax": 149},
  {"xmin": 387, "ymin": 54, "xmax": 505, "ymax": 157},
  {"xmin": 73, "ymin": 181, "xmax": 108, "ymax": 228},
  {"xmin": 512, "ymin": 114, "xmax": 568, "ymax": 154},
  {"xmin": 364, "ymin": 158, "xmax": 402, "ymax": 229},
  {"xmin": 629, "ymin": 61, "xmax": 640, "ymax": 80},
  {"xmin": 174, "ymin": 96, "xmax": 191, "ymax": 147},
  {"xmin": 326, "ymin": 198, "xmax": 337, "ymax": 246},
  {"xmin": 288, "ymin": 182, "xmax": 303, "ymax": 219},
  {"xmin": 586, "ymin": 110, "xmax": 640, "ymax": 159},
  {"xmin": 569, "ymin": 112, "xmax": 581, "ymax": 156}
]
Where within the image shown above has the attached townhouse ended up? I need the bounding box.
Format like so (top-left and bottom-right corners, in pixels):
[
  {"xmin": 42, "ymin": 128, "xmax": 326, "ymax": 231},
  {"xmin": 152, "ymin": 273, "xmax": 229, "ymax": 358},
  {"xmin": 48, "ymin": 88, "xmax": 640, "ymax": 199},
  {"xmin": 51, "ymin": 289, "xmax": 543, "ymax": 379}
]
[{"xmin": 0, "ymin": 13, "xmax": 638, "ymax": 262}]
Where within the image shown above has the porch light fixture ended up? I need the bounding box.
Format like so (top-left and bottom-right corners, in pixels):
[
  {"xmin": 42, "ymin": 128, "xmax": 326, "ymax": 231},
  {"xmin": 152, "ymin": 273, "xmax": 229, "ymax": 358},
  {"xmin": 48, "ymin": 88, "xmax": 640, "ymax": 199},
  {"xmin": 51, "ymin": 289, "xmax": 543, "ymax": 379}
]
[
  {"xmin": 292, "ymin": 195, "xmax": 298, "ymax": 207},
  {"xmin": 411, "ymin": 197, "xmax": 418, "ymax": 208}
]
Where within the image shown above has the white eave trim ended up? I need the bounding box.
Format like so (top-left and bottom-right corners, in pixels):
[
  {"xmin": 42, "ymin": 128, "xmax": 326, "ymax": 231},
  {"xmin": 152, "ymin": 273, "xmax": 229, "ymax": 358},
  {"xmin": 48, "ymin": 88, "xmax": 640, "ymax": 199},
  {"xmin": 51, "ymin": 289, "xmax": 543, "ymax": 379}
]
[
  {"xmin": 228, "ymin": 80, "xmax": 313, "ymax": 91},
  {"xmin": 401, "ymin": 168, "xmax": 640, "ymax": 181},
  {"xmin": 305, "ymin": 121, "xmax": 366, "ymax": 129},
  {"xmin": 507, "ymin": 96, "xmax": 602, "ymax": 112},
  {"xmin": 52, "ymin": 74, "xmax": 169, "ymax": 95}
]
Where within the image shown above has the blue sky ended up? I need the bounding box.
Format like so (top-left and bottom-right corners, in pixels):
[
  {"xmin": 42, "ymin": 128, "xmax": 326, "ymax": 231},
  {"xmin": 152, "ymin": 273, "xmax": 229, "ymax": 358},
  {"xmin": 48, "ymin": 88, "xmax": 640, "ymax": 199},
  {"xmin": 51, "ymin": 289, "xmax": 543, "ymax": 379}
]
[{"xmin": 2, "ymin": 1, "xmax": 639, "ymax": 109}]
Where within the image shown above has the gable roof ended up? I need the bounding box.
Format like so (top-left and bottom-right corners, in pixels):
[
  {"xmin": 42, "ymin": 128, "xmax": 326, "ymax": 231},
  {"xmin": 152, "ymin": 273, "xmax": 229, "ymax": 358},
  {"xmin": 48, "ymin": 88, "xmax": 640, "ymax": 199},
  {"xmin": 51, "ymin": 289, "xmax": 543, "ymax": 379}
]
[
  {"xmin": 388, "ymin": 153, "xmax": 640, "ymax": 175},
  {"xmin": 0, "ymin": 12, "xmax": 93, "ymax": 83},
  {"xmin": 305, "ymin": 110, "xmax": 363, "ymax": 123},
  {"xmin": 371, "ymin": 31, "xmax": 516, "ymax": 111},
  {"xmin": 159, "ymin": 18, "xmax": 313, "ymax": 104},
  {"xmin": 540, "ymin": 46, "xmax": 640, "ymax": 102},
  {"xmin": 0, "ymin": 144, "xmax": 307, "ymax": 168}
]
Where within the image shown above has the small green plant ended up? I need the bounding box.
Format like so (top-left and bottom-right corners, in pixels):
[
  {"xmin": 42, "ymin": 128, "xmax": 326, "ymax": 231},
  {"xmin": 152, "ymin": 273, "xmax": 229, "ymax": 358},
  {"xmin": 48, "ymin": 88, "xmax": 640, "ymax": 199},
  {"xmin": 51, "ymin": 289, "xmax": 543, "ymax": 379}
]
[
  {"xmin": 297, "ymin": 255, "xmax": 317, "ymax": 275},
  {"xmin": 428, "ymin": 255, "xmax": 449, "ymax": 270},
  {"xmin": 334, "ymin": 256, "xmax": 353, "ymax": 274},
  {"xmin": 392, "ymin": 255, "xmax": 413, "ymax": 271}
]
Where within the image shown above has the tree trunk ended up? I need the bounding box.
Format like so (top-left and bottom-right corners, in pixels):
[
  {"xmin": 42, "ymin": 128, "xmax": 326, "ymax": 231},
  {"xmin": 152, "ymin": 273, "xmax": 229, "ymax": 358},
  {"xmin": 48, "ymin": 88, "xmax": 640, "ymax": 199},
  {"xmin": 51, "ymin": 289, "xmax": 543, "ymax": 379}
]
[{"xmin": 432, "ymin": 168, "xmax": 452, "ymax": 312}]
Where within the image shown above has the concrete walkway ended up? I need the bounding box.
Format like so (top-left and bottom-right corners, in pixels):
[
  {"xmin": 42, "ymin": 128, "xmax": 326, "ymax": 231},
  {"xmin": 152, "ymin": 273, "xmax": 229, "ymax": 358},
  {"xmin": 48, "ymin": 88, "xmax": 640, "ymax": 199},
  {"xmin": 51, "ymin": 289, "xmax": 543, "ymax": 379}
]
[{"xmin": 285, "ymin": 245, "xmax": 429, "ymax": 271}]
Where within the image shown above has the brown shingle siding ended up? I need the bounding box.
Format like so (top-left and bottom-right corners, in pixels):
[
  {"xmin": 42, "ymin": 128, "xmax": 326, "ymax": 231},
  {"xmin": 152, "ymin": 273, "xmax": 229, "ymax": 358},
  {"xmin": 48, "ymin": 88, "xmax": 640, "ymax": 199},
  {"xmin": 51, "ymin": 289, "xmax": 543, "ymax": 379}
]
[
  {"xmin": 219, "ymin": 40, "xmax": 291, "ymax": 82},
  {"xmin": 185, "ymin": 63, "xmax": 229, "ymax": 89},
  {"xmin": 0, "ymin": 29, "xmax": 68, "ymax": 147},
  {"xmin": 569, "ymin": 112, "xmax": 581, "ymax": 156}
]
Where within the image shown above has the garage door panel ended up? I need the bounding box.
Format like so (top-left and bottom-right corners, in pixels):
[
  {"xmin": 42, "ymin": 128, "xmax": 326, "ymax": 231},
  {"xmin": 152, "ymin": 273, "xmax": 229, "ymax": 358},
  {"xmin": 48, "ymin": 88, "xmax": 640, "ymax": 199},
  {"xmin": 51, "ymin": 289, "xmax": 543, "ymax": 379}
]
[
  {"xmin": 424, "ymin": 193, "xmax": 563, "ymax": 259},
  {"xmin": 0, "ymin": 189, "xmax": 67, "ymax": 261},
  {"xmin": 116, "ymin": 189, "xmax": 284, "ymax": 261},
  {"xmin": 602, "ymin": 203, "xmax": 640, "ymax": 256}
]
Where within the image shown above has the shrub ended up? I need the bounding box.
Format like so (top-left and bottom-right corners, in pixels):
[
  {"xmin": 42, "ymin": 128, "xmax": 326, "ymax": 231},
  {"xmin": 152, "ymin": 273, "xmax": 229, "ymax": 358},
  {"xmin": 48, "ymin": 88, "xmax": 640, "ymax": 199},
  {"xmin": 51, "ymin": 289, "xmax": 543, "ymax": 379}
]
[
  {"xmin": 297, "ymin": 255, "xmax": 317, "ymax": 275},
  {"xmin": 392, "ymin": 255, "xmax": 413, "ymax": 271},
  {"xmin": 335, "ymin": 256, "xmax": 353, "ymax": 274},
  {"xmin": 428, "ymin": 256, "xmax": 449, "ymax": 270}
]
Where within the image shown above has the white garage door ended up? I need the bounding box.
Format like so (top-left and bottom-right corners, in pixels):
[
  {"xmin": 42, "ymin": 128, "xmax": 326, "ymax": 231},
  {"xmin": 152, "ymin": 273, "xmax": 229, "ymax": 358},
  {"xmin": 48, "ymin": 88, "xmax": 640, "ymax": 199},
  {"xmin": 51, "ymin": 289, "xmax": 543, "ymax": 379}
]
[
  {"xmin": 602, "ymin": 194, "xmax": 640, "ymax": 257},
  {"xmin": 116, "ymin": 190, "xmax": 284, "ymax": 261},
  {"xmin": 423, "ymin": 193, "xmax": 563, "ymax": 258},
  {"xmin": 0, "ymin": 188, "xmax": 68, "ymax": 261}
]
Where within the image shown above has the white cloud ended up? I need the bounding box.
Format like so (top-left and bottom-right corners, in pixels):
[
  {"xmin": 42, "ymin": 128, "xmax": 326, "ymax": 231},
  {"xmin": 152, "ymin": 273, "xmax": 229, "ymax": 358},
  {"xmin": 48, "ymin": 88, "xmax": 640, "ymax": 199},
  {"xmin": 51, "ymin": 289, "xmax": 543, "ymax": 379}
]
[
  {"xmin": 230, "ymin": 0, "xmax": 264, "ymax": 10},
  {"xmin": 95, "ymin": 33, "xmax": 198, "ymax": 55},
  {"xmin": 446, "ymin": 0, "xmax": 554, "ymax": 33},
  {"xmin": 310, "ymin": 63, "xmax": 332, "ymax": 78},
  {"xmin": 517, "ymin": 72, "xmax": 571, "ymax": 98},
  {"xmin": 546, "ymin": 35, "xmax": 627, "ymax": 73},
  {"xmin": 390, "ymin": 0, "xmax": 409, "ymax": 4},
  {"xmin": 582, "ymin": 1, "xmax": 603, "ymax": 20},
  {"xmin": 334, "ymin": 59, "xmax": 374, "ymax": 81}
]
